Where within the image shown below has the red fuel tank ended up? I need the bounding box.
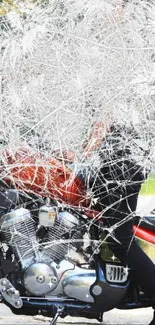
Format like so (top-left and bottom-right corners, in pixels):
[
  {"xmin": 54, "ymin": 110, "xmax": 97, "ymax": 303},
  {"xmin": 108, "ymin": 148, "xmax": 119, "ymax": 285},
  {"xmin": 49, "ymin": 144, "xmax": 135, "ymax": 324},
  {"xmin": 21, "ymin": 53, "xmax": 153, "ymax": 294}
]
[{"xmin": 3, "ymin": 148, "xmax": 89, "ymax": 207}]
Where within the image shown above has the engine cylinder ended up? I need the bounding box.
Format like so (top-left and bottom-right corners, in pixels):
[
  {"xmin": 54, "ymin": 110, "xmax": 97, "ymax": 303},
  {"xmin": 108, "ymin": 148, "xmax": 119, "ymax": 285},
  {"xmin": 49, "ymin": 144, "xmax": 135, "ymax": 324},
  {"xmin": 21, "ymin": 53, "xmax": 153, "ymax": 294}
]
[
  {"xmin": 43, "ymin": 220, "xmax": 68, "ymax": 262},
  {"xmin": 41, "ymin": 211, "xmax": 82, "ymax": 262},
  {"xmin": 0, "ymin": 208, "xmax": 37, "ymax": 269}
]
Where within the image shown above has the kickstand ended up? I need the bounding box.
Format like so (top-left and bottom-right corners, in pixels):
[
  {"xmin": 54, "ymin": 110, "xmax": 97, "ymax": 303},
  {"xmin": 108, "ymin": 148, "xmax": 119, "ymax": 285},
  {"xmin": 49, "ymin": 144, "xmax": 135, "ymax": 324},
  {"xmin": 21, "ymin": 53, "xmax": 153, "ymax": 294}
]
[{"xmin": 49, "ymin": 306, "xmax": 64, "ymax": 325}]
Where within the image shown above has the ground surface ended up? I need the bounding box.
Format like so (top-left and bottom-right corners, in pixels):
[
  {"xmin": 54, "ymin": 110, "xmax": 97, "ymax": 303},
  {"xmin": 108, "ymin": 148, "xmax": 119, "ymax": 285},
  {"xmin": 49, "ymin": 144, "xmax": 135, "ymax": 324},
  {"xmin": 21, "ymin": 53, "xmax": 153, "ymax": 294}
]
[{"xmin": 0, "ymin": 303, "xmax": 154, "ymax": 325}]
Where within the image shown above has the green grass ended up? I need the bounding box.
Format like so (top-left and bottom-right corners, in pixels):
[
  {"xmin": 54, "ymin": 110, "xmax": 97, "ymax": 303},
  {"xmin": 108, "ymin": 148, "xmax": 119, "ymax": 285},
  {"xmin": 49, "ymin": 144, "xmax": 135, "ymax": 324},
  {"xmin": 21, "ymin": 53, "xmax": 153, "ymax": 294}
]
[{"xmin": 140, "ymin": 175, "xmax": 155, "ymax": 195}]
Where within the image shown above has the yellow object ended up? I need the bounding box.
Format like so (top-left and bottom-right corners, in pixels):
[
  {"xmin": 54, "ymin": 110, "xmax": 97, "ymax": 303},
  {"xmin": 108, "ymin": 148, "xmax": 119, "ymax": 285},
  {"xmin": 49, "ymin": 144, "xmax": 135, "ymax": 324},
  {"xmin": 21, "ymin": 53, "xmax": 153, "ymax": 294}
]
[
  {"xmin": 0, "ymin": 0, "xmax": 20, "ymax": 15},
  {"xmin": 0, "ymin": 0, "xmax": 45, "ymax": 16}
]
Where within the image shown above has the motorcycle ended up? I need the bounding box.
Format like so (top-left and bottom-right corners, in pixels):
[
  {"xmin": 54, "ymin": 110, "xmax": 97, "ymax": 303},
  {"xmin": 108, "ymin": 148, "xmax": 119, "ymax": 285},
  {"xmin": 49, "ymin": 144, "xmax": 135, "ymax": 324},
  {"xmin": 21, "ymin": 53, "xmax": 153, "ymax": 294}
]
[
  {"xmin": 0, "ymin": 150, "xmax": 154, "ymax": 325},
  {"xmin": 0, "ymin": 188, "xmax": 154, "ymax": 325}
]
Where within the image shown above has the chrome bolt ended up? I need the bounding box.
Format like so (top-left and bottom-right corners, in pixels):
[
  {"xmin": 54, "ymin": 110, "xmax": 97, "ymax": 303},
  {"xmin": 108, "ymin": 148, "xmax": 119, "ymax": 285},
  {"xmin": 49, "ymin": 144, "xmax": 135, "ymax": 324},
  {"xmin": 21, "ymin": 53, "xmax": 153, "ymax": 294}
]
[
  {"xmin": 15, "ymin": 301, "xmax": 21, "ymax": 307},
  {"xmin": 94, "ymin": 248, "xmax": 100, "ymax": 254},
  {"xmin": 1, "ymin": 279, "xmax": 7, "ymax": 286},
  {"xmin": 51, "ymin": 276, "xmax": 57, "ymax": 284},
  {"xmin": 8, "ymin": 288, "xmax": 15, "ymax": 295},
  {"xmin": 14, "ymin": 290, "xmax": 20, "ymax": 298},
  {"xmin": 2, "ymin": 287, "xmax": 6, "ymax": 292},
  {"xmin": 92, "ymin": 285, "xmax": 102, "ymax": 296},
  {"xmin": 36, "ymin": 275, "xmax": 45, "ymax": 283}
]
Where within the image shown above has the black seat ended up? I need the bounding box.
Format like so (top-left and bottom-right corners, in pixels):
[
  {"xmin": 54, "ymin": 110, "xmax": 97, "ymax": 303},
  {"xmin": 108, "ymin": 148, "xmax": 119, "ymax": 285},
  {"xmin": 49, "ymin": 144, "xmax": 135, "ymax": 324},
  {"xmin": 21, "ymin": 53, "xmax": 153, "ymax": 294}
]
[{"xmin": 134, "ymin": 215, "xmax": 155, "ymax": 232}]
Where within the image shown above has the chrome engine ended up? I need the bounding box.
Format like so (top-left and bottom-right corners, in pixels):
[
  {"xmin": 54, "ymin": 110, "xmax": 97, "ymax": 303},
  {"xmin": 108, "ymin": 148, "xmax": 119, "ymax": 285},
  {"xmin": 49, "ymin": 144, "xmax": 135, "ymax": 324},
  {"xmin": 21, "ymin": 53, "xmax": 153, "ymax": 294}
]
[
  {"xmin": 0, "ymin": 203, "xmax": 128, "ymax": 309},
  {"xmin": 0, "ymin": 205, "xmax": 94, "ymax": 300}
]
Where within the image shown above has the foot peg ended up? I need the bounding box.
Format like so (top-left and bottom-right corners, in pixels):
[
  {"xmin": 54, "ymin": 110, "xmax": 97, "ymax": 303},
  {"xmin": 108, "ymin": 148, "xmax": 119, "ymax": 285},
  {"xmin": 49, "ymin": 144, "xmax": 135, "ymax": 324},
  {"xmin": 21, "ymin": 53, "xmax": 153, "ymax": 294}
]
[
  {"xmin": 0, "ymin": 278, "xmax": 23, "ymax": 309},
  {"xmin": 50, "ymin": 306, "xmax": 64, "ymax": 325}
]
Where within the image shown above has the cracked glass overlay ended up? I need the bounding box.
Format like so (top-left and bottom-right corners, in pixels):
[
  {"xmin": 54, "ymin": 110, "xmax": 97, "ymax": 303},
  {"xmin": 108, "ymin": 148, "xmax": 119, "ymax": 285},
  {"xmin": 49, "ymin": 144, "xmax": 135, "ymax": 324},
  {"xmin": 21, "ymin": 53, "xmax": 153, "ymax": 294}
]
[{"xmin": 0, "ymin": 0, "xmax": 155, "ymax": 291}]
